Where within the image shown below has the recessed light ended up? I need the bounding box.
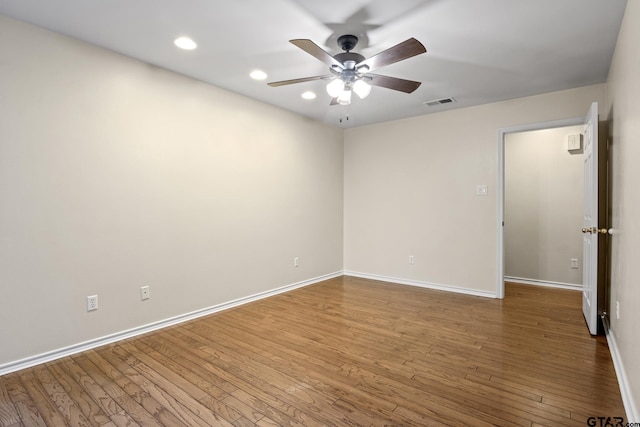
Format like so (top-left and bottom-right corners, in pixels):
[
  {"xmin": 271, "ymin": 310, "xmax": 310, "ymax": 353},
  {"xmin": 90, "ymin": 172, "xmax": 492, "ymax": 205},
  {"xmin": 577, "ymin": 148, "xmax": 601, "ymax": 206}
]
[
  {"xmin": 174, "ymin": 37, "xmax": 197, "ymax": 50},
  {"xmin": 301, "ymin": 91, "xmax": 316, "ymax": 100},
  {"xmin": 250, "ymin": 70, "xmax": 268, "ymax": 80}
]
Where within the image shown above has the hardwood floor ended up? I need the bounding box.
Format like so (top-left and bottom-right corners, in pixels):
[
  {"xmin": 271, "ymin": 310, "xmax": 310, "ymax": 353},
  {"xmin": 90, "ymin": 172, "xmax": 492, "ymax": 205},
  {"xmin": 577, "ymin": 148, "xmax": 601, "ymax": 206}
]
[{"xmin": 0, "ymin": 277, "xmax": 625, "ymax": 426}]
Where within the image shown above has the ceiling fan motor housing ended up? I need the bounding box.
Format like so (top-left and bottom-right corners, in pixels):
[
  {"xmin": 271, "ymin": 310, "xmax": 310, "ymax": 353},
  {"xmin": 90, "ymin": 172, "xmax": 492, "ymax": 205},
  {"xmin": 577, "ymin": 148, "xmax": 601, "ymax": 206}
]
[
  {"xmin": 333, "ymin": 52, "xmax": 365, "ymax": 66},
  {"xmin": 334, "ymin": 36, "xmax": 368, "ymax": 73}
]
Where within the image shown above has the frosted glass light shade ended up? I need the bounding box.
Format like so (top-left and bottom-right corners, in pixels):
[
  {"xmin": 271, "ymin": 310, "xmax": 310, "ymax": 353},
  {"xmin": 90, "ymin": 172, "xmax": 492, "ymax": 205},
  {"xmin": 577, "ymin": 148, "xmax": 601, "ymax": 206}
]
[
  {"xmin": 353, "ymin": 79, "xmax": 371, "ymax": 99},
  {"xmin": 337, "ymin": 89, "xmax": 352, "ymax": 105},
  {"xmin": 326, "ymin": 79, "xmax": 344, "ymax": 97}
]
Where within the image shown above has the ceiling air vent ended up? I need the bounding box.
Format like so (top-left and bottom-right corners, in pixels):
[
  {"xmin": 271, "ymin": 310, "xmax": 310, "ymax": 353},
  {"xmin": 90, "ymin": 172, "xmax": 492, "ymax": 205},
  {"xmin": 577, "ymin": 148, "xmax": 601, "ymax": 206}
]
[{"xmin": 423, "ymin": 97, "xmax": 456, "ymax": 107}]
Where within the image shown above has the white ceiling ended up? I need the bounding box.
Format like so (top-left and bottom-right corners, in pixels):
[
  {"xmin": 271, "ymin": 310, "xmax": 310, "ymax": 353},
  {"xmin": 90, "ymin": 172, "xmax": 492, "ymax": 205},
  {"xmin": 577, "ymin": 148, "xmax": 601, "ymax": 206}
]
[{"xmin": 0, "ymin": 0, "xmax": 627, "ymax": 128}]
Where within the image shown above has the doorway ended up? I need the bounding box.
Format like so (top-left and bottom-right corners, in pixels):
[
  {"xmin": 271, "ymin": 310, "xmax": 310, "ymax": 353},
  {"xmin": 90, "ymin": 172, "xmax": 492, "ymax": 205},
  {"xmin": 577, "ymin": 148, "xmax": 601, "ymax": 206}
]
[
  {"xmin": 504, "ymin": 125, "xmax": 585, "ymax": 289},
  {"xmin": 497, "ymin": 117, "xmax": 584, "ymax": 299}
]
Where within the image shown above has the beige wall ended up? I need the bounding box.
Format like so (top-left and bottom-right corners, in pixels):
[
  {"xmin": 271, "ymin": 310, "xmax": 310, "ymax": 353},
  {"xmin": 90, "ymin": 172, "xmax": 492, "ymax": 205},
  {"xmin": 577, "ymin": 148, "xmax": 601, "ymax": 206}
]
[
  {"xmin": 0, "ymin": 16, "xmax": 344, "ymax": 366},
  {"xmin": 505, "ymin": 126, "xmax": 584, "ymax": 286},
  {"xmin": 344, "ymin": 85, "xmax": 605, "ymax": 295},
  {"xmin": 605, "ymin": 0, "xmax": 640, "ymax": 419}
]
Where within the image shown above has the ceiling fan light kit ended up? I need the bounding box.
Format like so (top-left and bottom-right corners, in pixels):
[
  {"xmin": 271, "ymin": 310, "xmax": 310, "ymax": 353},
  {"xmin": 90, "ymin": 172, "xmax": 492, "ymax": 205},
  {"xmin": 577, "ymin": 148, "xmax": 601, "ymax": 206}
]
[
  {"xmin": 326, "ymin": 78, "xmax": 371, "ymax": 103},
  {"xmin": 268, "ymin": 34, "xmax": 426, "ymax": 106}
]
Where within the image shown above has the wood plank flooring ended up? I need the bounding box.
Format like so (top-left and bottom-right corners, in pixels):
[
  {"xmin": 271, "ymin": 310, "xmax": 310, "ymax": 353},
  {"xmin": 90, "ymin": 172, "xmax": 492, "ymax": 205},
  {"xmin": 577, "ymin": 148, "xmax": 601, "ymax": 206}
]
[{"xmin": 0, "ymin": 277, "xmax": 625, "ymax": 426}]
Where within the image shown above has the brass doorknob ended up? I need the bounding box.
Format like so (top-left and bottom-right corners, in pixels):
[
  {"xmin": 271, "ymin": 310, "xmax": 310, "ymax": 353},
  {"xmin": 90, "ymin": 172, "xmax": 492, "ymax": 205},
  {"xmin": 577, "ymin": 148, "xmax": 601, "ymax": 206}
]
[{"xmin": 582, "ymin": 227, "xmax": 608, "ymax": 234}]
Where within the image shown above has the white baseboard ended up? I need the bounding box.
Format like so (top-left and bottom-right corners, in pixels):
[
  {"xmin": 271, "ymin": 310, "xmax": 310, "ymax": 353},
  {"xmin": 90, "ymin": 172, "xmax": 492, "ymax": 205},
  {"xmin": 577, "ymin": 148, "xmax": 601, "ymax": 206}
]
[
  {"xmin": 6, "ymin": 270, "xmax": 631, "ymax": 421},
  {"xmin": 344, "ymin": 271, "xmax": 496, "ymax": 299},
  {"xmin": 603, "ymin": 317, "xmax": 639, "ymax": 423},
  {"xmin": 505, "ymin": 276, "xmax": 582, "ymax": 291},
  {"xmin": 0, "ymin": 271, "xmax": 342, "ymax": 376}
]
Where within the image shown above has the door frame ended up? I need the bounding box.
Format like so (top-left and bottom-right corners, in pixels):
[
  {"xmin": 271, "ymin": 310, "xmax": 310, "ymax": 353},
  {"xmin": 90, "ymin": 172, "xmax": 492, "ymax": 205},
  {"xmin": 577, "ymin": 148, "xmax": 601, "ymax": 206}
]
[{"xmin": 496, "ymin": 116, "xmax": 585, "ymax": 299}]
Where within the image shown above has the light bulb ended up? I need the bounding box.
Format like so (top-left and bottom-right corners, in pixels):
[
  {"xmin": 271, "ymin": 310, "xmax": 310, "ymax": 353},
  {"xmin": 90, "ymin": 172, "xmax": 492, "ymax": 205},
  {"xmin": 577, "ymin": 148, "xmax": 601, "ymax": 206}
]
[
  {"xmin": 174, "ymin": 37, "xmax": 197, "ymax": 50},
  {"xmin": 337, "ymin": 89, "xmax": 352, "ymax": 105},
  {"xmin": 326, "ymin": 79, "xmax": 344, "ymax": 98},
  {"xmin": 353, "ymin": 79, "xmax": 371, "ymax": 99},
  {"xmin": 250, "ymin": 70, "xmax": 268, "ymax": 80},
  {"xmin": 301, "ymin": 91, "xmax": 316, "ymax": 100}
]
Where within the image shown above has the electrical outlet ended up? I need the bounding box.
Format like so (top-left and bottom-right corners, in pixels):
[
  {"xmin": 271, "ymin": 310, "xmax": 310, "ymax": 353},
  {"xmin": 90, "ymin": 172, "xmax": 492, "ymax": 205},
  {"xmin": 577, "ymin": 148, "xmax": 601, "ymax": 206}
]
[
  {"xmin": 570, "ymin": 258, "xmax": 579, "ymax": 269},
  {"xmin": 140, "ymin": 286, "xmax": 150, "ymax": 301},
  {"xmin": 409, "ymin": 255, "xmax": 415, "ymax": 265},
  {"xmin": 87, "ymin": 295, "xmax": 98, "ymax": 312},
  {"xmin": 294, "ymin": 257, "xmax": 299, "ymax": 267}
]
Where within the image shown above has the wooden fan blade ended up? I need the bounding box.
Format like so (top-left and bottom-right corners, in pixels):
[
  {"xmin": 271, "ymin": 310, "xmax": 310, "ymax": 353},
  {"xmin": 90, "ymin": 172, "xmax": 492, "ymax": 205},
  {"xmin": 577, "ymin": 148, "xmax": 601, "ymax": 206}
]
[
  {"xmin": 367, "ymin": 74, "xmax": 422, "ymax": 93},
  {"xmin": 268, "ymin": 75, "xmax": 331, "ymax": 87},
  {"xmin": 290, "ymin": 39, "xmax": 344, "ymax": 68},
  {"xmin": 356, "ymin": 38, "xmax": 426, "ymax": 72}
]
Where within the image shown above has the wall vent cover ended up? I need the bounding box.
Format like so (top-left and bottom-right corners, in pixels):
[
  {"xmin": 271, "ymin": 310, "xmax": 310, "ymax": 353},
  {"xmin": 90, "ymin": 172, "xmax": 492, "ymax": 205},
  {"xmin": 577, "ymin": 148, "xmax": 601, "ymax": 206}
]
[{"xmin": 424, "ymin": 97, "xmax": 456, "ymax": 107}]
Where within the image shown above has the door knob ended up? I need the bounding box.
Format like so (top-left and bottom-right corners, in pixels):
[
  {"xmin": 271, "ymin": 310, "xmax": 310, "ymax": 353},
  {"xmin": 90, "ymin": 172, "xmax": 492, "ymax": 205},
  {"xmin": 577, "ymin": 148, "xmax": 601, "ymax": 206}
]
[{"xmin": 582, "ymin": 227, "xmax": 608, "ymax": 234}]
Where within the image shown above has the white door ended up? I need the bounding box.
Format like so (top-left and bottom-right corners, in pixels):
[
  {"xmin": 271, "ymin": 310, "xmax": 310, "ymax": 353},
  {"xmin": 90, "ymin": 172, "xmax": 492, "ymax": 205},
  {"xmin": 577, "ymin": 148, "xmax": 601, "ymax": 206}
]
[{"xmin": 582, "ymin": 102, "xmax": 599, "ymax": 335}]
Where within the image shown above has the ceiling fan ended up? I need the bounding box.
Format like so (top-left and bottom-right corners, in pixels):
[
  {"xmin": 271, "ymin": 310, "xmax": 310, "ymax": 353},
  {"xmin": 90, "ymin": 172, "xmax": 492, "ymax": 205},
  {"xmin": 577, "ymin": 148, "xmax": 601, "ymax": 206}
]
[{"xmin": 268, "ymin": 35, "xmax": 427, "ymax": 106}]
